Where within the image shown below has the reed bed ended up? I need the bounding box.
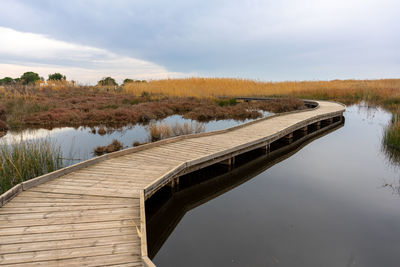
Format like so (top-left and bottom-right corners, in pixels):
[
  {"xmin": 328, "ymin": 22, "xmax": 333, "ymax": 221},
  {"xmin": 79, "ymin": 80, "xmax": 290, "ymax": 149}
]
[
  {"xmin": 382, "ymin": 114, "xmax": 400, "ymax": 165},
  {"xmin": 148, "ymin": 121, "xmax": 205, "ymax": 142},
  {"xmin": 124, "ymin": 78, "xmax": 400, "ymax": 107},
  {"xmin": 0, "ymin": 137, "xmax": 63, "ymax": 194}
]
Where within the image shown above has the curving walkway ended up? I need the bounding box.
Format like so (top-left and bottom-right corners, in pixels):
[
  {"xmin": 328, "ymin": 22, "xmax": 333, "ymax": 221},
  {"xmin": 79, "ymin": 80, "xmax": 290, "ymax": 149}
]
[{"xmin": 0, "ymin": 100, "xmax": 345, "ymax": 266}]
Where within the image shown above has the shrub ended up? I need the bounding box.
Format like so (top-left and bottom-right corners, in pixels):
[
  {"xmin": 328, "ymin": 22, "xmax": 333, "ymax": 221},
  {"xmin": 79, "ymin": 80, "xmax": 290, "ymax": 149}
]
[
  {"xmin": 21, "ymin": 72, "xmax": 40, "ymax": 85},
  {"xmin": 0, "ymin": 77, "xmax": 15, "ymax": 85},
  {"xmin": 93, "ymin": 139, "xmax": 123, "ymax": 156},
  {"xmin": 123, "ymin": 79, "xmax": 134, "ymax": 85},
  {"xmin": 98, "ymin": 77, "xmax": 118, "ymax": 86},
  {"xmin": 48, "ymin": 73, "xmax": 66, "ymax": 81},
  {"xmin": 98, "ymin": 126, "xmax": 107, "ymax": 135}
]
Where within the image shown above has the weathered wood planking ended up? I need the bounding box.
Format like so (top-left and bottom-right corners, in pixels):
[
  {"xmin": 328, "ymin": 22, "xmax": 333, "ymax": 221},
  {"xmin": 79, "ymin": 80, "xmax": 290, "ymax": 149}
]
[{"xmin": 0, "ymin": 100, "xmax": 345, "ymax": 266}]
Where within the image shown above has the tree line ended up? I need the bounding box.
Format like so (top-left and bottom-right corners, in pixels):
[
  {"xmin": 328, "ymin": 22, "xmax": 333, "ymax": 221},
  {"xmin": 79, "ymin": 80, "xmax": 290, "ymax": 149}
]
[{"xmin": 0, "ymin": 72, "xmax": 146, "ymax": 86}]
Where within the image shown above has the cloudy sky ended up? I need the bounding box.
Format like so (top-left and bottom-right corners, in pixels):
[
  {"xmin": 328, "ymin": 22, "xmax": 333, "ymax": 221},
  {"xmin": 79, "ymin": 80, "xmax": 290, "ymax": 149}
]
[{"xmin": 0, "ymin": 0, "xmax": 399, "ymax": 84}]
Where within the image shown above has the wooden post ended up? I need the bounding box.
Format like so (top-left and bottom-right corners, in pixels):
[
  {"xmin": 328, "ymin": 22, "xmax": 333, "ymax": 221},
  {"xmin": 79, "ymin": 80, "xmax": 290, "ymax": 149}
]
[
  {"xmin": 170, "ymin": 177, "xmax": 180, "ymax": 193},
  {"xmin": 219, "ymin": 157, "xmax": 235, "ymax": 169},
  {"xmin": 261, "ymin": 144, "xmax": 270, "ymax": 154},
  {"xmin": 284, "ymin": 133, "xmax": 293, "ymax": 144}
]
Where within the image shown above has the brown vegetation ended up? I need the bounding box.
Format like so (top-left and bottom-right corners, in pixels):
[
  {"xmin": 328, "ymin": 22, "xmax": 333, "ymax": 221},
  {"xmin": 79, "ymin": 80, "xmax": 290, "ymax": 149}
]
[
  {"xmin": 148, "ymin": 121, "xmax": 205, "ymax": 142},
  {"xmin": 0, "ymin": 84, "xmax": 305, "ymax": 129},
  {"xmin": 4, "ymin": 77, "xmax": 399, "ymax": 131},
  {"xmin": 93, "ymin": 140, "xmax": 123, "ymax": 156}
]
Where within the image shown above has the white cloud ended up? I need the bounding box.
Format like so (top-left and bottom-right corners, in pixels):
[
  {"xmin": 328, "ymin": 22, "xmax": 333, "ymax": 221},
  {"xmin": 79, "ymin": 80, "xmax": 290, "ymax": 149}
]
[{"xmin": 0, "ymin": 26, "xmax": 187, "ymax": 84}]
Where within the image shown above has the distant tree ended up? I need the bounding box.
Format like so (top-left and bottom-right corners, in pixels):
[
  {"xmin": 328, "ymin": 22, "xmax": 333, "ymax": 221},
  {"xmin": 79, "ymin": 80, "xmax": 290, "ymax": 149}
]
[
  {"xmin": 135, "ymin": 80, "xmax": 147, "ymax": 83},
  {"xmin": 48, "ymin": 73, "xmax": 66, "ymax": 81},
  {"xmin": 123, "ymin": 78, "xmax": 134, "ymax": 85},
  {"xmin": 0, "ymin": 77, "xmax": 14, "ymax": 85},
  {"xmin": 20, "ymin": 72, "xmax": 40, "ymax": 85},
  {"xmin": 98, "ymin": 77, "xmax": 118, "ymax": 86}
]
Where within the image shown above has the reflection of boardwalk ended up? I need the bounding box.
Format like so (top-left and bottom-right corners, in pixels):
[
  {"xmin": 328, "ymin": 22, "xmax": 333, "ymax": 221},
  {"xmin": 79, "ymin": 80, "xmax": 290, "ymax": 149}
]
[{"xmin": 0, "ymin": 100, "xmax": 345, "ymax": 266}]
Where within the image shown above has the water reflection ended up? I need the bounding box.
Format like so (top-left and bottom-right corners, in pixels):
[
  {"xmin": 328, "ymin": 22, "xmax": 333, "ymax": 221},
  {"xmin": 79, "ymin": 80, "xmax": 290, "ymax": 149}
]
[
  {"xmin": 1, "ymin": 114, "xmax": 268, "ymax": 166},
  {"xmin": 146, "ymin": 119, "xmax": 344, "ymax": 260}
]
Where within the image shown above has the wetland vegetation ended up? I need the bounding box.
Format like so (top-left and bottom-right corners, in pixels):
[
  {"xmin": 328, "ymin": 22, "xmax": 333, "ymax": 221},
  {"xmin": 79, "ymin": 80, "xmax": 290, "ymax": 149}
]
[
  {"xmin": 2, "ymin": 74, "xmax": 400, "ymax": 204},
  {"xmin": 0, "ymin": 137, "xmax": 62, "ymax": 194}
]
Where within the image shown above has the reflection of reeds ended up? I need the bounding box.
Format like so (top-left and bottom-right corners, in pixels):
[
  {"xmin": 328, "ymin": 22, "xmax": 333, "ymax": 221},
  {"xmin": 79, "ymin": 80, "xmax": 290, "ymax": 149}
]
[
  {"xmin": 148, "ymin": 121, "xmax": 205, "ymax": 142},
  {"xmin": 0, "ymin": 137, "xmax": 63, "ymax": 194},
  {"xmin": 382, "ymin": 114, "xmax": 400, "ymax": 165}
]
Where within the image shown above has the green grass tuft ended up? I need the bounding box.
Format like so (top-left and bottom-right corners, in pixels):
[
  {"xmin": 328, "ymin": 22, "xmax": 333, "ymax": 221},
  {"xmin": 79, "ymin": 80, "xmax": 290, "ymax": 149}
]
[{"xmin": 0, "ymin": 137, "xmax": 63, "ymax": 194}]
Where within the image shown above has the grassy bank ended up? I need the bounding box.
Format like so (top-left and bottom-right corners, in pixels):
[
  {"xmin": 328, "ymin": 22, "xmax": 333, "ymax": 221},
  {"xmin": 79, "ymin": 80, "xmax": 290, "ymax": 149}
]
[{"xmin": 0, "ymin": 138, "xmax": 63, "ymax": 194}]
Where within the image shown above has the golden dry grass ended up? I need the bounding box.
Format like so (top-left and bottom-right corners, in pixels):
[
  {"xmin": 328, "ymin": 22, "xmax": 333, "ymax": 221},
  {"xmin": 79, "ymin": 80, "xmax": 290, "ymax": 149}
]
[{"xmin": 124, "ymin": 78, "xmax": 400, "ymax": 108}]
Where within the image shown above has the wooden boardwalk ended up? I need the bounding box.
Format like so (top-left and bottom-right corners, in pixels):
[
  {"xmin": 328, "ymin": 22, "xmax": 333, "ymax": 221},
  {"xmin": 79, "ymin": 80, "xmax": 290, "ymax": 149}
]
[{"xmin": 0, "ymin": 100, "xmax": 345, "ymax": 266}]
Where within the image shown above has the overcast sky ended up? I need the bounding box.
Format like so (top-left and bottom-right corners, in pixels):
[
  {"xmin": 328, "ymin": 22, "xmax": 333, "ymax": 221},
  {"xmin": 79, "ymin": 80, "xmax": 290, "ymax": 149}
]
[{"xmin": 0, "ymin": 0, "xmax": 399, "ymax": 84}]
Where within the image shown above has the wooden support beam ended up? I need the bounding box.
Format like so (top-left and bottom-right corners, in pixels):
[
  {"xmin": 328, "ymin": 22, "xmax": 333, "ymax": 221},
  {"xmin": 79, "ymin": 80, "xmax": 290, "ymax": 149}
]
[
  {"xmin": 284, "ymin": 133, "xmax": 293, "ymax": 144},
  {"xmin": 261, "ymin": 144, "xmax": 270, "ymax": 154},
  {"xmin": 219, "ymin": 157, "xmax": 235, "ymax": 169}
]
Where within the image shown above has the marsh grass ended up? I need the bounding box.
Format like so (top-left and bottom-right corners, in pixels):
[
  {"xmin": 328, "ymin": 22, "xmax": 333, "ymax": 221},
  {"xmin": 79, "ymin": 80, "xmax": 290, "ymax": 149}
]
[
  {"xmin": 0, "ymin": 137, "xmax": 63, "ymax": 194},
  {"xmin": 382, "ymin": 114, "xmax": 400, "ymax": 165},
  {"xmin": 148, "ymin": 121, "xmax": 205, "ymax": 142},
  {"xmin": 123, "ymin": 78, "xmax": 400, "ymax": 109}
]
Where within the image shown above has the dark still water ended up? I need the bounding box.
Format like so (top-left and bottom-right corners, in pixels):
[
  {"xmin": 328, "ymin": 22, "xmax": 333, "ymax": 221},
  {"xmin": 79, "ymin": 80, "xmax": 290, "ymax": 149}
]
[{"xmin": 148, "ymin": 105, "xmax": 400, "ymax": 267}]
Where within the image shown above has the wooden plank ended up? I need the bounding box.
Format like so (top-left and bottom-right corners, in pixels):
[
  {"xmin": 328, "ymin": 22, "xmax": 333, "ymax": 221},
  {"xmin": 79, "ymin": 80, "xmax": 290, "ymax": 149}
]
[
  {"xmin": 43, "ymin": 179, "xmax": 150, "ymax": 189},
  {"xmin": 3, "ymin": 254, "xmax": 142, "ymax": 267},
  {"xmin": 0, "ymin": 227, "xmax": 137, "ymax": 244},
  {"xmin": 4, "ymin": 201, "xmax": 134, "ymax": 207},
  {"xmin": 0, "ymin": 242, "xmax": 139, "ymax": 265},
  {"xmin": 0, "ymin": 234, "xmax": 139, "ymax": 254},
  {"xmin": 0, "ymin": 204, "xmax": 139, "ymax": 214},
  {"xmin": 13, "ymin": 191, "xmax": 138, "ymax": 201},
  {"xmin": 0, "ymin": 214, "xmax": 140, "ymax": 228},
  {"xmin": 0, "ymin": 207, "xmax": 139, "ymax": 220},
  {"xmin": 0, "ymin": 220, "xmax": 140, "ymax": 235},
  {"xmin": 29, "ymin": 187, "xmax": 139, "ymax": 198}
]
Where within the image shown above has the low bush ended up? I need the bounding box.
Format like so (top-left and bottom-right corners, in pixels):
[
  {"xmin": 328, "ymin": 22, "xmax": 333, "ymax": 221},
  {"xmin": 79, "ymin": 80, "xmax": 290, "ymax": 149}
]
[{"xmin": 93, "ymin": 140, "xmax": 123, "ymax": 156}]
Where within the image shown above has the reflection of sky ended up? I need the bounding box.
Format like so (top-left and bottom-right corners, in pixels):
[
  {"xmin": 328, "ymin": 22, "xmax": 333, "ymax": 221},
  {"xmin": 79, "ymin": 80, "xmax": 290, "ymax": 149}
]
[
  {"xmin": 154, "ymin": 105, "xmax": 400, "ymax": 267},
  {"xmin": 1, "ymin": 112, "xmax": 272, "ymax": 164}
]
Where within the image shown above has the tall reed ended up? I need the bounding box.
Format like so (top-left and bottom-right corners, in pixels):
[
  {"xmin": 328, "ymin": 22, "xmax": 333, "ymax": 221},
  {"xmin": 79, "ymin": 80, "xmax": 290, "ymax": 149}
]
[{"xmin": 0, "ymin": 137, "xmax": 63, "ymax": 194}]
